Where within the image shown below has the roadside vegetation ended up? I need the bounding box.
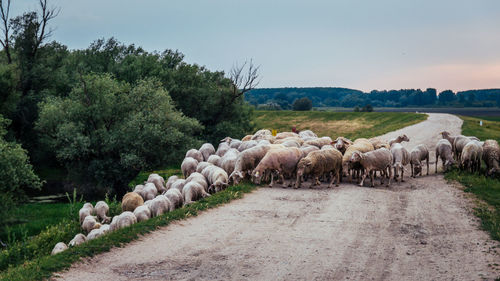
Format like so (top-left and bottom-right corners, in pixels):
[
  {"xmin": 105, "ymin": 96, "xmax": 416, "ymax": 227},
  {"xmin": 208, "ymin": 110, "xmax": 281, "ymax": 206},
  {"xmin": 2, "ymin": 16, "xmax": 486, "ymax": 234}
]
[
  {"xmin": 253, "ymin": 111, "xmax": 427, "ymax": 140},
  {"xmin": 445, "ymin": 115, "xmax": 500, "ymax": 241}
]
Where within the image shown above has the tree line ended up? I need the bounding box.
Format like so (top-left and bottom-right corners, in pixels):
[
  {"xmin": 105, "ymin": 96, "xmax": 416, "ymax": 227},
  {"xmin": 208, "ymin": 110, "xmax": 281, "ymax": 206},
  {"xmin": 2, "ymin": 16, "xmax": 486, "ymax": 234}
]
[
  {"xmin": 248, "ymin": 87, "xmax": 500, "ymax": 109},
  {"xmin": 0, "ymin": 0, "xmax": 257, "ymax": 217}
]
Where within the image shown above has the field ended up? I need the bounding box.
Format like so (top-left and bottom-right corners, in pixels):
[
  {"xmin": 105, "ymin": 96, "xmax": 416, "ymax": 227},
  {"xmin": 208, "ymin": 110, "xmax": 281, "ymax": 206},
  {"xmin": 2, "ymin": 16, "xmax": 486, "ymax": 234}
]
[
  {"xmin": 445, "ymin": 115, "xmax": 500, "ymax": 241},
  {"xmin": 316, "ymin": 107, "xmax": 500, "ymax": 117},
  {"xmin": 253, "ymin": 111, "xmax": 427, "ymax": 140},
  {"xmin": 0, "ymin": 111, "xmax": 429, "ymax": 280}
]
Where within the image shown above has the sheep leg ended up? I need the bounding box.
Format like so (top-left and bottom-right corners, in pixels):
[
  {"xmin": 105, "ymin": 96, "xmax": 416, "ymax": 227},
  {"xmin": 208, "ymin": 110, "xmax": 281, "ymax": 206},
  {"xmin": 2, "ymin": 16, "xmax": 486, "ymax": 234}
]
[
  {"xmin": 328, "ymin": 171, "xmax": 335, "ymax": 188},
  {"xmin": 315, "ymin": 176, "xmax": 321, "ymax": 186},
  {"xmin": 269, "ymin": 172, "xmax": 274, "ymax": 187},
  {"xmin": 411, "ymin": 163, "xmax": 414, "ymax": 177},
  {"xmin": 370, "ymin": 170, "xmax": 375, "ymax": 187},
  {"xmin": 281, "ymin": 174, "xmax": 288, "ymax": 188},
  {"xmin": 387, "ymin": 166, "xmax": 392, "ymax": 187},
  {"xmin": 426, "ymin": 158, "xmax": 430, "ymax": 175},
  {"xmin": 359, "ymin": 170, "xmax": 367, "ymax": 187},
  {"xmin": 335, "ymin": 170, "xmax": 340, "ymax": 187}
]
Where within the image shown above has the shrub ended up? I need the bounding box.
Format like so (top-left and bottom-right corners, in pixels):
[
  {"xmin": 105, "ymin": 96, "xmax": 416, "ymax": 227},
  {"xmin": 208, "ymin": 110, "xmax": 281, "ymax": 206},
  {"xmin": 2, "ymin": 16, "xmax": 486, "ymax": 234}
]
[
  {"xmin": 292, "ymin": 97, "xmax": 312, "ymax": 111},
  {"xmin": 36, "ymin": 74, "xmax": 203, "ymax": 197}
]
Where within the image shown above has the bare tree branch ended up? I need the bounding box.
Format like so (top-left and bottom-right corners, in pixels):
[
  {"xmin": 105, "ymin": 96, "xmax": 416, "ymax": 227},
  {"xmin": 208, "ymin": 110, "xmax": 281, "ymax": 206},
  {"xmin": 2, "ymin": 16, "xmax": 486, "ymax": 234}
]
[
  {"xmin": 0, "ymin": 0, "xmax": 12, "ymax": 63},
  {"xmin": 229, "ymin": 59, "xmax": 260, "ymax": 103},
  {"xmin": 34, "ymin": 0, "xmax": 59, "ymax": 55}
]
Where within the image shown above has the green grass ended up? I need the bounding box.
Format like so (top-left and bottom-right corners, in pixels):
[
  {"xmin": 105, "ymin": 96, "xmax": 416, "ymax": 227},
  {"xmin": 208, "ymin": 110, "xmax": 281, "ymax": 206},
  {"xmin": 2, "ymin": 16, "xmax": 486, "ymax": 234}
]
[
  {"xmin": 445, "ymin": 115, "xmax": 500, "ymax": 242},
  {"xmin": 0, "ymin": 183, "xmax": 256, "ymax": 281},
  {"xmin": 127, "ymin": 166, "xmax": 181, "ymax": 189},
  {"xmin": 253, "ymin": 111, "xmax": 427, "ymax": 140}
]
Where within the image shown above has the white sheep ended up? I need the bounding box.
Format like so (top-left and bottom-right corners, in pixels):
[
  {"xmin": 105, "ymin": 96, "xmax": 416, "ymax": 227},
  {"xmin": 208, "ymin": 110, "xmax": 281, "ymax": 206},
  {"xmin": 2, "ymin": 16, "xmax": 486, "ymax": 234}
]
[
  {"xmin": 78, "ymin": 203, "xmax": 94, "ymax": 224},
  {"xmin": 350, "ymin": 148, "xmax": 393, "ymax": 187},
  {"xmin": 229, "ymin": 144, "xmax": 273, "ymax": 185},
  {"xmin": 388, "ymin": 134, "xmax": 409, "ymax": 147},
  {"xmin": 199, "ymin": 143, "xmax": 216, "ymax": 161},
  {"xmin": 391, "ymin": 143, "xmax": 410, "ymax": 183},
  {"xmin": 410, "ymin": 144, "xmax": 429, "ymax": 177},
  {"xmin": 216, "ymin": 142, "xmax": 231, "ymax": 157},
  {"xmin": 165, "ymin": 175, "xmax": 179, "ymax": 190},
  {"xmin": 461, "ymin": 140, "xmax": 483, "ymax": 173},
  {"xmin": 82, "ymin": 215, "xmax": 100, "ymax": 233},
  {"xmin": 95, "ymin": 201, "xmax": 111, "ymax": 223},
  {"xmin": 230, "ymin": 139, "xmax": 242, "ymax": 149},
  {"xmin": 87, "ymin": 228, "xmax": 104, "ymax": 241},
  {"xmin": 207, "ymin": 154, "xmax": 222, "ymax": 166},
  {"xmin": 164, "ymin": 188, "xmax": 183, "ymax": 210},
  {"xmin": 69, "ymin": 233, "xmax": 86, "ymax": 247},
  {"xmin": 142, "ymin": 182, "xmax": 158, "ymax": 201},
  {"xmin": 133, "ymin": 205, "xmax": 151, "ymax": 222},
  {"xmin": 237, "ymin": 140, "xmax": 258, "ymax": 152},
  {"xmin": 201, "ymin": 165, "xmax": 229, "ymax": 193},
  {"xmin": 185, "ymin": 148, "xmax": 203, "ymax": 163},
  {"xmin": 183, "ymin": 181, "xmax": 211, "ymax": 205},
  {"xmin": 181, "ymin": 157, "xmax": 199, "ymax": 178},
  {"xmin": 147, "ymin": 173, "xmax": 166, "ymax": 193},
  {"xmin": 171, "ymin": 179, "xmax": 186, "ymax": 192},
  {"xmin": 51, "ymin": 242, "xmax": 68, "ymax": 255},
  {"xmin": 185, "ymin": 172, "xmax": 209, "ymax": 192},
  {"xmin": 435, "ymin": 139, "xmax": 456, "ymax": 173},
  {"xmin": 149, "ymin": 195, "xmax": 172, "ymax": 217},
  {"xmin": 109, "ymin": 211, "xmax": 137, "ymax": 232},
  {"xmin": 220, "ymin": 148, "xmax": 239, "ymax": 176},
  {"xmin": 100, "ymin": 224, "xmax": 110, "ymax": 233},
  {"xmin": 483, "ymin": 140, "xmax": 500, "ymax": 177},
  {"xmin": 196, "ymin": 161, "xmax": 213, "ymax": 173}
]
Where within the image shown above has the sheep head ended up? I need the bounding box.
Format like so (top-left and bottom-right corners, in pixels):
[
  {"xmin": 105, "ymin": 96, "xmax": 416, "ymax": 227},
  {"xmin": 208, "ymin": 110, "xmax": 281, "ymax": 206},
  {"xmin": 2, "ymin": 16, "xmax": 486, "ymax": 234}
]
[{"xmin": 230, "ymin": 171, "xmax": 244, "ymax": 185}]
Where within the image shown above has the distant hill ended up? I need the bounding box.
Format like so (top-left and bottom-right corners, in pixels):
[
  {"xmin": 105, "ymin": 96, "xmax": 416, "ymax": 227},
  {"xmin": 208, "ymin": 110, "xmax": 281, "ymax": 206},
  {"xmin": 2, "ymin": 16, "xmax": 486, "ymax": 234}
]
[{"xmin": 246, "ymin": 87, "xmax": 500, "ymax": 109}]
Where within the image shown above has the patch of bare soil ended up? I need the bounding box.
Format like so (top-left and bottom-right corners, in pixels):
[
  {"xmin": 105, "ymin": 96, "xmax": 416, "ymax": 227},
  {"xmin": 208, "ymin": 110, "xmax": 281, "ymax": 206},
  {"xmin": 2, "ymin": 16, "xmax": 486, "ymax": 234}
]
[{"xmin": 54, "ymin": 113, "xmax": 500, "ymax": 281}]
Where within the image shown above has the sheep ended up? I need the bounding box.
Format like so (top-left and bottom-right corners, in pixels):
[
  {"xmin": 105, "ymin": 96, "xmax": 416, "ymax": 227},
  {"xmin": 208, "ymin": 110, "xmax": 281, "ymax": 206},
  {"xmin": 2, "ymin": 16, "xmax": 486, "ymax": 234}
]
[
  {"xmin": 78, "ymin": 203, "xmax": 94, "ymax": 224},
  {"xmin": 410, "ymin": 145, "xmax": 430, "ymax": 177},
  {"xmin": 196, "ymin": 161, "xmax": 213, "ymax": 173},
  {"xmin": 185, "ymin": 149, "xmax": 203, "ymax": 163},
  {"xmin": 182, "ymin": 181, "xmax": 211, "ymax": 205},
  {"xmin": 220, "ymin": 148, "xmax": 239, "ymax": 176},
  {"xmin": 242, "ymin": 135, "xmax": 252, "ymax": 141},
  {"xmin": 185, "ymin": 172, "xmax": 209, "ymax": 191},
  {"xmin": 82, "ymin": 215, "xmax": 100, "ymax": 233},
  {"xmin": 199, "ymin": 143, "xmax": 216, "ymax": 161},
  {"xmin": 149, "ymin": 195, "xmax": 172, "ymax": 217},
  {"xmin": 441, "ymin": 131, "xmax": 456, "ymax": 148},
  {"xmin": 164, "ymin": 188, "xmax": 183, "ymax": 210},
  {"xmin": 147, "ymin": 174, "xmax": 166, "ymax": 194},
  {"xmin": 69, "ymin": 233, "xmax": 86, "ymax": 247},
  {"xmin": 342, "ymin": 138, "xmax": 374, "ymax": 182},
  {"xmin": 251, "ymin": 129, "xmax": 273, "ymax": 141},
  {"xmin": 216, "ymin": 142, "xmax": 230, "ymax": 157},
  {"xmin": 332, "ymin": 137, "xmax": 353, "ymax": 155},
  {"xmin": 321, "ymin": 145, "xmax": 335, "ymax": 150},
  {"xmin": 280, "ymin": 140, "xmax": 301, "ymax": 148},
  {"xmin": 369, "ymin": 137, "xmax": 390, "ymax": 150},
  {"xmin": 229, "ymin": 144, "xmax": 274, "ymax": 185},
  {"xmin": 299, "ymin": 130, "xmax": 318, "ymax": 140},
  {"xmin": 483, "ymin": 139, "xmax": 500, "ymax": 177},
  {"xmin": 300, "ymin": 145, "xmax": 320, "ymax": 157},
  {"xmin": 252, "ymin": 147, "xmax": 303, "ymax": 187},
  {"xmin": 350, "ymin": 148, "xmax": 393, "ymax": 187},
  {"xmin": 221, "ymin": 136, "xmax": 233, "ymax": 143},
  {"xmin": 295, "ymin": 149, "xmax": 342, "ymax": 188},
  {"xmin": 275, "ymin": 132, "xmax": 298, "ymax": 140},
  {"xmin": 109, "ymin": 211, "xmax": 137, "ymax": 232},
  {"xmin": 390, "ymin": 143, "xmax": 410, "ymax": 183},
  {"xmin": 95, "ymin": 201, "xmax": 111, "ymax": 223},
  {"xmin": 142, "ymin": 183, "xmax": 158, "ymax": 201},
  {"xmin": 461, "ymin": 140, "xmax": 483, "ymax": 173},
  {"xmin": 453, "ymin": 135, "xmax": 479, "ymax": 161},
  {"xmin": 274, "ymin": 137, "xmax": 304, "ymax": 146},
  {"xmin": 202, "ymin": 165, "xmax": 229, "ymax": 193},
  {"xmin": 121, "ymin": 192, "xmax": 144, "ymax": 212},
  {"xmin": 181, "ymin": 157, "xmax": 199, "ymax": 178},
  {"xmin": 207, "ymin": 155, "xmax": 221, "ymax": 166},
  {"xmin": 171, "ymin": 179, "xmax": 187, "ymax": 192},
  {"xmin": 238, "ymin": 140, "xmax": 258, "ymax": 152},
  {"xmin": 304, "ymin": 137, "xmax": 333, "ymax": 148},
  {"xmin": 133, "ymin": 205, "xmax": 151, "ymax": 222},
  {"xmin": 435, "ymin": 139, "xmax": 456, "ymax": 173},
  {"xmin": 51, "ymin": 242, "xmax": 68, "ymax": 255},
  {"xmin": 100, "ymin": 224, "xmax": 110, "ymax": 233},
  {"xmin": 230, "ymin": 139, "xmax": 242, "ymax": 149},
  {"xmin": 258, "ymin": 139, "xmax": 271, "ymax": 146},
  {"xmin": 166, "ymin": 175, "xmax": 179, "ymax": 190},
  {"xmin": 87, "ymin": 228, "xmax": 104, "ymax": 241},
  {"xmin": 388, "ymin": 134, "xmax": 410, "ymax": 147}
]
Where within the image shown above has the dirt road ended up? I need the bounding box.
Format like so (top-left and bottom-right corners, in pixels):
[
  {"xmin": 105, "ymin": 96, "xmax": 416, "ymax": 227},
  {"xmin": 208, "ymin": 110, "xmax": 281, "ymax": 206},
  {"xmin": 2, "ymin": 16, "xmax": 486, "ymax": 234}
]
[{"xmin": 55, "ymin": 113, "xmax": 499, "ymax": 280}]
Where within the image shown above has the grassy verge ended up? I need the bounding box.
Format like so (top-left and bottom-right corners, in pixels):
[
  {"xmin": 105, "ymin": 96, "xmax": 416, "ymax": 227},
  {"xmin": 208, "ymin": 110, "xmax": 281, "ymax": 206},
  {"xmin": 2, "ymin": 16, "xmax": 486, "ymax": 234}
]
[
  {"xmin": 445, "ymin": 115, "xmax": 500, "ymax": 242},
  {"xmin": 0, "ymin": 183, "xmax": 256, "ymax": 281},
  {"xmin": 253, "ymin": 111, "xmax": 427, "ymax": 139}
]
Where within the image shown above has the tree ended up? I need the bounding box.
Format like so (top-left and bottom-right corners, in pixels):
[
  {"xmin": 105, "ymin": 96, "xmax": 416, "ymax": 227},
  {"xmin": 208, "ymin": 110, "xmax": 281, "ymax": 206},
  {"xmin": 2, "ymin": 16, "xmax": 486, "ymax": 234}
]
[
  {"xmin": 0, "ymin": 114, "xmax": 42, "ymax": 228},
  {"xmin": 0, "ymin": 0, "xmax": 12, "ymax": 63},
  {"xmin": 438, "ymin": 90, "xmax": 456, "ymax": 104},
  {"xmin": 292, "ymin": 97, "xmax": 312, "ymax": 111},
  {"xmin": 362, "ymin": 104, "xmax": 373, "ymax": 112},
  {"xmin": 37, "ymin": 74, "xmax": 202, "ymax": 197}
]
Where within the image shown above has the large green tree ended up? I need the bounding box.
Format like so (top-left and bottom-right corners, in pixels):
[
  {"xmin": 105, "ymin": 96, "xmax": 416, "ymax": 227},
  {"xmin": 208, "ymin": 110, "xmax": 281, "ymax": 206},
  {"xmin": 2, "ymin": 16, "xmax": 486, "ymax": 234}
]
[{"xmin": 37, "ymin": 74, "xmax": 202, "ymax": 196}]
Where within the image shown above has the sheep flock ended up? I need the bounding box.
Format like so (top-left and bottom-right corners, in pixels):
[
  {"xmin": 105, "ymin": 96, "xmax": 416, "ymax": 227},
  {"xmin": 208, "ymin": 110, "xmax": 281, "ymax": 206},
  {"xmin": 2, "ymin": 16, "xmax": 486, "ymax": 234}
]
[{"xmin": 52, "ymin": 129, "xmax": 500, "ymax": 255}]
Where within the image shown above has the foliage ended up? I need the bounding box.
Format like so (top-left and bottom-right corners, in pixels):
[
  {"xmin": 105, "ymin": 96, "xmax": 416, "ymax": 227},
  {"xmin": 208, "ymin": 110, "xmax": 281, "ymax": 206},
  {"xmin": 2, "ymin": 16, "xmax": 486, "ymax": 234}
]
[
  {"xmin": 292, "ymin": 97, "xmax": 312, "ymax": 111},
  {"xmin": 253, "ymin": 111, "xmax": 427, "ymax": 140},
  {"xmin": 361, "ymin": 104, "xmax": 373, "ymax": 112},
  {"xmin": 36, "ymin": 74, "xmax": 202, "ymax": 197},
  {"xmin": 0, "ymin": 115, "xmax": 42, "ymax": 227},
  {"xmin": 0, "ymin": 182, "xmax": 257, "ymax": 281}
]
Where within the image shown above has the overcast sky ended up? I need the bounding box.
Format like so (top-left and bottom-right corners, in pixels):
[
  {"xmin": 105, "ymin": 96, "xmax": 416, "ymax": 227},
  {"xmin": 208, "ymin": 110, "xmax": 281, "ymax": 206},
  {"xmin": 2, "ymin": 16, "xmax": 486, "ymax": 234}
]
[{"xmin": 11, "ymin": 0, "xmax": 500, "ymax": 92}]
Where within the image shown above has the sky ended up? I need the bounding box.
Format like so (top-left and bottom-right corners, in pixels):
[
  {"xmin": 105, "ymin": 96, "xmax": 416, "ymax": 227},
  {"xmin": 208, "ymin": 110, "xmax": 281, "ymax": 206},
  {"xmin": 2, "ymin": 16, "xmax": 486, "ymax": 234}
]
[{"xmin": 10, "ymin": 0, "xmax": 500, "ymax": 92}]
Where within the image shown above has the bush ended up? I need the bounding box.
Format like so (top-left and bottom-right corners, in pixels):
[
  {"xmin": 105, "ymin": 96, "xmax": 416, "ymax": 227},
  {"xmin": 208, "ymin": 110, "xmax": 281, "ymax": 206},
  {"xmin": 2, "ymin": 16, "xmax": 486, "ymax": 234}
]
[
  {"xmin": 36, "ymin": 74, "xmax": 203, "ymax": 197},
  {"xmin": 292, "ymin": 97, "xmax": 312, "ymax": 111},
  {"xmin": 361, "ymin": 104, "xmax": 373, "ymax": 112}
]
